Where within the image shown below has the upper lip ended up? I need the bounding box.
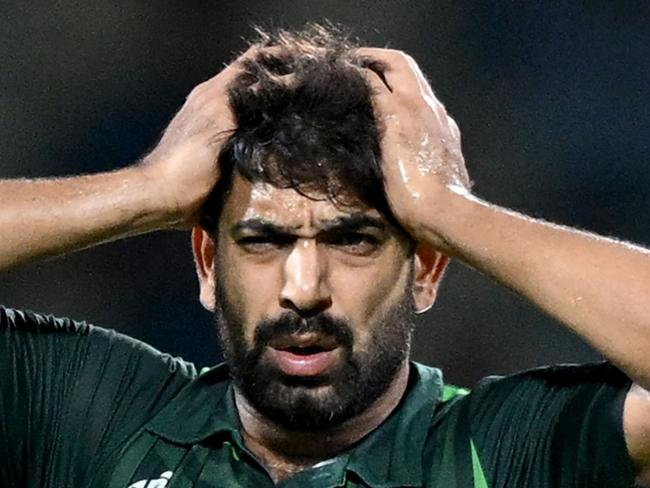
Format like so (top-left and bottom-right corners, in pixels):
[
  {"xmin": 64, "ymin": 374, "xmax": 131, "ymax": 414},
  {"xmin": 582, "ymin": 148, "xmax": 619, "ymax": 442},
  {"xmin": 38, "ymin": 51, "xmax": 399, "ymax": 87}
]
[{"xmin": 269, "ymin": 333, "xmax": 338, "ymax": 351}]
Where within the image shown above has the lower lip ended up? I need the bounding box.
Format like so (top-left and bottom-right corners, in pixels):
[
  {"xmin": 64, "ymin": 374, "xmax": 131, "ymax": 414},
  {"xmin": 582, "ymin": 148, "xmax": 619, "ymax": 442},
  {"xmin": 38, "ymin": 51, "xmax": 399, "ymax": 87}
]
[{"xmin": 267, "ymin": 347, "xmax": 342, "ymax": 377}]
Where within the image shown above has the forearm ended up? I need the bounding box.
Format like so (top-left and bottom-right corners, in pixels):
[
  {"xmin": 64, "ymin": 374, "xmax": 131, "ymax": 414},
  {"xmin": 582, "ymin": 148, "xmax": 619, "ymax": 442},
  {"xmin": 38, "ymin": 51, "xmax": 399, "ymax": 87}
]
[
  {"xmin": 415, "ymin": 189, "xmax": 650, "ymax": 388},
  {"xmin": 0, "ymin": 166, "xmax": 176, "ymax": 271},
  {"xmin": 0, "ymin": 46, "xmax": 267, "ymax": 273}
]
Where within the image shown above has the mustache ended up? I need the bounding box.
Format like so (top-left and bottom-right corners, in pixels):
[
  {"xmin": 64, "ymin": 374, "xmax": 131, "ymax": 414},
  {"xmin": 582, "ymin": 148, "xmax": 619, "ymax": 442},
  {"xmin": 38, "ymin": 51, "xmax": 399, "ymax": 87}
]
[{"xmin": 254, "ymin": 312, "xmax": 354, "ymax": 349}]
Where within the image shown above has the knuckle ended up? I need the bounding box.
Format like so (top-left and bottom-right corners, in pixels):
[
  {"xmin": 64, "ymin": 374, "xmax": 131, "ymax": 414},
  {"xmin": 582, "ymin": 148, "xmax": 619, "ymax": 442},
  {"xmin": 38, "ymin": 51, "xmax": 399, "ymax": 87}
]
[
  {"xmin": 447, "ymin": 116, "xmax": 460, "ymax": 135},
  {"xmin": 380, "ymin": 49, "xmax": 407, "ymax": 65},
  {"xmin": 390, "ymin": 51, "xmax": 406, "ymax": 65},
  {"xmin": 437, "ymin": 104, "xmax": 450, "ymax": 121},
  {"xmin": 384, "ymin": 48, "xmax": 405, "ymax": 57},
  {"xmin": 187, "ymin": 83, "xmax": 207, "ymax": 101},
  {"xmin": 394, "ymin": 51, "xmax": 413, "ymax": 67},
  {"xmin": 403, "ymin": 53, "xmax": 416, "ymax": 64}
]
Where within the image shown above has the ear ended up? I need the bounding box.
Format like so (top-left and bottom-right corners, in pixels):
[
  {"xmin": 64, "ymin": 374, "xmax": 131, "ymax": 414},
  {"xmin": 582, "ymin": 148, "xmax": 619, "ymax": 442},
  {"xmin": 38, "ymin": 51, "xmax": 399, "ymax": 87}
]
[
  {"xmin": 412, "ymin": 242, "xmax": 450, "ymax": 314},
  {"xmin": 191, "ymin": 226, "xmax": 217, "ymax": 311}
]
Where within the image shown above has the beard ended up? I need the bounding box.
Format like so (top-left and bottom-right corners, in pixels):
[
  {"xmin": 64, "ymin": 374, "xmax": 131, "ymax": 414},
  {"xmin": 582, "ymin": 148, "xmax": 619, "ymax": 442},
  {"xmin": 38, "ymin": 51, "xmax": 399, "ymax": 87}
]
[{"xmin": 214, "ymin": 273, "xmax": 415, "ymax": 432}]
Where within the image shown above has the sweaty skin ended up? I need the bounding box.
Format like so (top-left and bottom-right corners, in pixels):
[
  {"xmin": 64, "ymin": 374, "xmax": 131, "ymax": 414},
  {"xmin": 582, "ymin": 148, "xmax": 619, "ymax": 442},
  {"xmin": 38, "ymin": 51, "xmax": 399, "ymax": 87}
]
[
  {"xmin": 192, "ymin": 176, "xmax": 425, "ymax": 482},
  {"xmin": 0, "ymin": 44, "xmax": 649, "ymax": 484},
  {"xmin": 0, "ymin": 45, "xmax": 263, "ymax": 270},
  {"xmin": 358, "ymin": 47, "xmax": 650, "ymax": 484}
]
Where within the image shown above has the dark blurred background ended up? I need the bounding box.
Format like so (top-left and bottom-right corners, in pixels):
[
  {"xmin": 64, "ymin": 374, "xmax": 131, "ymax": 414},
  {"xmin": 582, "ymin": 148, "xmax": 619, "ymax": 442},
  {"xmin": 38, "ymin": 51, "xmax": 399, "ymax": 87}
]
[{"xmin": 1, "ymin": 1, "xmax": 649, "ymax": 386}]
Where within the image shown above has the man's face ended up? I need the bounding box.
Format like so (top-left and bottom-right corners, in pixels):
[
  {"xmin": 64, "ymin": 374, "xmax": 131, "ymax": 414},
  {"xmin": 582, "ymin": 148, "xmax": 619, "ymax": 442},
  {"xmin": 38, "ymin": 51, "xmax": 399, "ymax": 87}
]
[{"xmin": 212, "ymin": 175, "xmax": 417, "ymax": 430}]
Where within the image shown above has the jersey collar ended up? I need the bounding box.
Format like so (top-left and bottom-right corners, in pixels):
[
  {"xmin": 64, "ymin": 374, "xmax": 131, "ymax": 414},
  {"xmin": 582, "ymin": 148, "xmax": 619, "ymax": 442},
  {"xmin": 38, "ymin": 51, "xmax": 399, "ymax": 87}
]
[
  {"xmin": 146, "ymin": 363, "xmax": 239, "ymax": 443},
  {"xmin": 146, "ymin": 362, "xmax": 443, "ymax": 487},
  {"xmin": 346, "ymin": 362, "xmax": 443, "ymax": 487}
]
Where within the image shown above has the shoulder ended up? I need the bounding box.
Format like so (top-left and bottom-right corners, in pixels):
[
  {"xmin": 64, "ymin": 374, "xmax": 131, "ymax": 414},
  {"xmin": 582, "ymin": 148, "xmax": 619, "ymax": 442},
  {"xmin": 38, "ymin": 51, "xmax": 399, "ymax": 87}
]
[
  {"xmin": 422, "ymin": 363, "xmax": 635, "ymax": 487},
  {"xmin": 424, "ymin": 361, "xmax": 632, "ymax": 450},
  {"xmin": 475, "ymin": 361, "xmax": 629, "ymax": 390},
  {"xmin": 0, "ymin": 305, "xmax": 90, "ymax": 333},
  {"xmin": 425, "ymin": 361, "xmax": 630, "ymax": 424},
  {"xmin": 466, "ymin": 361, "xmax": 630, "ymax": 416},
  {"xmin": 0, "ymin": 305, "xmax": 198, "ymax": 380}
]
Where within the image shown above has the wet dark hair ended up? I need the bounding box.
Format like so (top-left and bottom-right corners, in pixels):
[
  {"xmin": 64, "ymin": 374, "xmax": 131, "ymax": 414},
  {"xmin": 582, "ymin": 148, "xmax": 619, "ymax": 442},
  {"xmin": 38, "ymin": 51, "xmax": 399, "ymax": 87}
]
[{"xmin": 201, "ymin": 24, "xmax": 400, "ymax": 234}]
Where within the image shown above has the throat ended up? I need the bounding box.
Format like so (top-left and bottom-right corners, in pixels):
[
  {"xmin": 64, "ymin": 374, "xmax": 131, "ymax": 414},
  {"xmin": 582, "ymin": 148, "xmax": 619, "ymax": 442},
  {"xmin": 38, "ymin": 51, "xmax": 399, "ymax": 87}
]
[
  {"xmin": 241, "ymin": 432, "xmax": 327, "ymax": 483},
  {"xmin": 234, "ymin": 361, "xmax": 411, "ymax": 483}
]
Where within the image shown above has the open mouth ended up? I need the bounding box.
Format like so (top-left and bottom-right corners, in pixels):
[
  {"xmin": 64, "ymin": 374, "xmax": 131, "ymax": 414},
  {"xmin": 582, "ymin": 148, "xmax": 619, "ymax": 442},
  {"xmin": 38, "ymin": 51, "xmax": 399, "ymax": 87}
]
[
  {"xmin": 270, "ymin": 332, "xmax": 338, "ymax": 352},
  {"xmin": 282, "ymin": 345, "xmax": 330, "ymax": 355},
  {"xmin": 267, "ymin": 334, "xmax": 342, "ymax": 376}
]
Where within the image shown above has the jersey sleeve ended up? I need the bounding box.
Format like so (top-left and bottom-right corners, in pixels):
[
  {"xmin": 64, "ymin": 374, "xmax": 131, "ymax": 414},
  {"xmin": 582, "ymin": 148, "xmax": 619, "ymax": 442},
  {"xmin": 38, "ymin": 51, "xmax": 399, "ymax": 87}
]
[
  {"xmin": 0, "ymin": 307, "xmax": 197, "ymax": 487},
  {"xmin": 468, "ymin": 362, "xmax": 637, "ymax": 487}
]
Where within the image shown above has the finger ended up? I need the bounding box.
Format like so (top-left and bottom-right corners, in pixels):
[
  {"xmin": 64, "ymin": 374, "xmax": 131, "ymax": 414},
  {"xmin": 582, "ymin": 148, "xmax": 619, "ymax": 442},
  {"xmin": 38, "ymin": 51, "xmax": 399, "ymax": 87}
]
[
  {"xmin": 402, "ymin": 54, "xmax": 435, "ymax": 99},
  {"xmin": 355, "ymin": 48, "xmax": 421, "ymax": 97},
  {"xmin": 202, "ymin": 45, "xmax": 288, "ymax": 89},
  {"xmin": 356, "ymin": 68, "xmax": 398, "ymax": 130},
  {"xmin": 360, "ymin": 65, "xmax": 392, "ymax": 94},
  {"xmin": 360, "ymin": 67, "xmax": 395, "ymax": 116},
  {"xmin": 248, "ymin": 72, "xmax": 297, "ymax": 93},
  {"xmin": 357, "ymin": 48, "xmax": 449, "ymax": 128},
  {"xmin": 448, "ymin": 115, "xmax": 460, "ymax": 141},
  {"xmin": 231, "ymin": 45, "xmax": 289, "ymax": 67},
  {"xmin": 357, "ymin": 47, "xmax": 439, "ymax": 108},
  {"xmin": 397, "ymin": 54, "xmax": 451, "ymax": 128}
]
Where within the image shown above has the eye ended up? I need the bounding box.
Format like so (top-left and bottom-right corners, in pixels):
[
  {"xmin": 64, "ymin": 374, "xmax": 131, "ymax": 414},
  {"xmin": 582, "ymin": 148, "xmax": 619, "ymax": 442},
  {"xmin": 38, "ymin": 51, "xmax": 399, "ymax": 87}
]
[
  {"xmin": 325, "ymin": 232, "xmax": 381, "ymax": 254},
  {"xmin": 237, "ymin": 234, "xmax": 295, "ymax": 251}
]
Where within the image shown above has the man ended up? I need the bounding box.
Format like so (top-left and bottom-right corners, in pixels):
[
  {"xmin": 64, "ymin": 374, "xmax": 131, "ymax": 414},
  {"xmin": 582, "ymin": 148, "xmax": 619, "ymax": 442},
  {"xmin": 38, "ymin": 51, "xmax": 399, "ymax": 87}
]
[{"xmin": 1, "ymin": 26, "xmax": 649, "ymax": 487}]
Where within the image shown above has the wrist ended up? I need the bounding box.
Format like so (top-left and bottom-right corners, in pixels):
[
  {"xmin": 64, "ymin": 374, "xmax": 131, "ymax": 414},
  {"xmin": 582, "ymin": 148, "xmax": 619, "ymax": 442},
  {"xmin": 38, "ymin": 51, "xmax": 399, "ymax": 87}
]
[
  {"xmin": 402, "ymin": 184, "xmax": 485, "ymax": 256},
  {"xmin": 126, "ymin": 163, "xmax": 187, "ymax": 230}
]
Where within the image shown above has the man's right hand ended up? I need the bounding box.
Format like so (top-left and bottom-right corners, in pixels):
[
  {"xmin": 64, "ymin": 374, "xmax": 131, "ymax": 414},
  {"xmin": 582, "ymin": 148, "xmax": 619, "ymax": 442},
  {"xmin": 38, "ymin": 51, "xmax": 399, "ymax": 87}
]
[
  {"xmin": 0, "ymin": 47, "xmax": 260, "ymax": 270},
  {"xmin": 139, "ymin": 46, "xmax": 259, "ymax": 228}
]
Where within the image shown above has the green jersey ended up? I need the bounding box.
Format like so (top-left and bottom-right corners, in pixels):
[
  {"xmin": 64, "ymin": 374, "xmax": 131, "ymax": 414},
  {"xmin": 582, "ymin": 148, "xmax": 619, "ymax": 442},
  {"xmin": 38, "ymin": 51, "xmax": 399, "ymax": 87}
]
[{"xmin": 0, "ymin": 307, "xmax": 637, "ymax": 487}]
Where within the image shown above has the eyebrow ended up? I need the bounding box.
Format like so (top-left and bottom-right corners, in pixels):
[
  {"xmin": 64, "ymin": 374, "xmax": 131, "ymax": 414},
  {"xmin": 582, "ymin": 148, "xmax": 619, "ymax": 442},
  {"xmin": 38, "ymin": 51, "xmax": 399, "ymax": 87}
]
[{"xmin": 230, "ymin": 214, "xmax": 387, "ymax": 237}]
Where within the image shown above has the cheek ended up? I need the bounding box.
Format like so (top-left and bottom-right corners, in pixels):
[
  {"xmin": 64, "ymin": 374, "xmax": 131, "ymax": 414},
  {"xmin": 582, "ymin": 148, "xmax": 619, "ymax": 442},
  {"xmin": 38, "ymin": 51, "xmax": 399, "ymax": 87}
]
[
  {"xmin": 329, "ymin": 252, "xmax": 412, "ymax": 341},
  {"xmin": 218, "ymin": 247, "xmax": 283, "ymax": 343}
]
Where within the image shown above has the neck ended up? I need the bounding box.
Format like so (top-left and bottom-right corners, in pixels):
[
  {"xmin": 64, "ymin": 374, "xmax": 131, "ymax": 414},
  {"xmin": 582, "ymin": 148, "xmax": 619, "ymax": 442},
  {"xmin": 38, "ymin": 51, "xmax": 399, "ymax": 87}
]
[{"xmin": 234, "ymin": 361, "xmax": 410, "ymax": 483}]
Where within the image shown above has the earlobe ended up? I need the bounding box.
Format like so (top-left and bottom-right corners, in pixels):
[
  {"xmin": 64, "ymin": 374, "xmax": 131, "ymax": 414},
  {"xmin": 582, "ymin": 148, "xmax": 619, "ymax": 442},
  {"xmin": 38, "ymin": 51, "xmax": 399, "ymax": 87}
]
[
  {"xmin": 191, "ymin": 226, "xmax": 217, "ymax": 311},
  {"xmin": 412, "ymin": 243, "xmax": 450, "ymax": 314}
]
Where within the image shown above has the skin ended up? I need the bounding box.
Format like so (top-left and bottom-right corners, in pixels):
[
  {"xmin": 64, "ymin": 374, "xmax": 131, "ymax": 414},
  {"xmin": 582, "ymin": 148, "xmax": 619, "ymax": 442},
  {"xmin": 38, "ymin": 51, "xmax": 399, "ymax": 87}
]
[
  {"xmin": 0, "ymin": 45, "xmax": 649, "ymax": 484},
  {"xmin": 358, "ymin": 47, "xmax": 650, "ymax": 485},
  {"xmin": 0, "ymin": 45, "xmax": 261, "ymax": 269},
  {"xmin": 192, "ymin": 176, "xmax": 444, "ymax": 481}
]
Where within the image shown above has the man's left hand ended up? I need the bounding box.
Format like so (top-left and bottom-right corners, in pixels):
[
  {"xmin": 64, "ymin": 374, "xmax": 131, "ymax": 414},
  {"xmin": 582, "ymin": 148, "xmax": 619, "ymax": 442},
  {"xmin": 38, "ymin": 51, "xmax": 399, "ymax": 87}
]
[{"xmin": 356, "ymin": 48, "xmax": 470, "ymax": 248}]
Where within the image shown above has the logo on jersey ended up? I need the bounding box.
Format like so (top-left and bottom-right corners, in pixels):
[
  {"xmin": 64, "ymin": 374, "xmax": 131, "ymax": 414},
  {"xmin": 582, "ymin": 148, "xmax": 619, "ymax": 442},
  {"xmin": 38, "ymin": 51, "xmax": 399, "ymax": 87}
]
[{"xmin": 127, "ymin": 471, "xmax": 173, "ymax": 488}]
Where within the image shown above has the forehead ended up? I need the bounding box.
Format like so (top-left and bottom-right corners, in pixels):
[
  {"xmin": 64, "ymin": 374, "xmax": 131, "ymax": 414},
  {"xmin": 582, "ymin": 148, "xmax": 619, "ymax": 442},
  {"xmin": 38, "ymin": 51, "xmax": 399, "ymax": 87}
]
[{"xmin": 221, "ymin": 174, "xmax": 382, "ymax": 227}]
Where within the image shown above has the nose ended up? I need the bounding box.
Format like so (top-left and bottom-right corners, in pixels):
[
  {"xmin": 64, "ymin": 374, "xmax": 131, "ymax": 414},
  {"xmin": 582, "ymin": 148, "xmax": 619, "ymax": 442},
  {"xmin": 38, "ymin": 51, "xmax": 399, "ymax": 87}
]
[{"xmin": 279, "ymin": 239, "xmax": 332, "ymax": 316}]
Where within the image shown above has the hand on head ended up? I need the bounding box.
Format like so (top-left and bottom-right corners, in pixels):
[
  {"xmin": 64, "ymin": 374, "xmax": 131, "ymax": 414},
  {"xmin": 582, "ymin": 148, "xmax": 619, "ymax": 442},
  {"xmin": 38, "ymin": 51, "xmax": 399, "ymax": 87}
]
[
  {"xmin": 354, "ymin": 47, "xmax": 470, "ymax": 234},
  {"xmin": 139, "ymin": 45, "xmax": 273, "ymax": 228},
  {"xmin": 142, "ymin": 41, "xmax": 469, "ymax": 241}
]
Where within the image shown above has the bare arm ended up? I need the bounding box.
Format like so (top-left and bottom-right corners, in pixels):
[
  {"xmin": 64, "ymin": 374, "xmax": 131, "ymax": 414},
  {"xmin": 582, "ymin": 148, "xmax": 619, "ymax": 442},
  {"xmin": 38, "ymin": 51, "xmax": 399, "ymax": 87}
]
[
  {"xmin": 424, "ymin": 191, "xmax": 650, "ymax": 482},
  {"xmin": 0, "ymin": 47, "xmax": 258, "ymax": 272},
  {"xmin": 359, "ymin": 47, "xmax": 650, "ymax": 482},
  {"xmin": 421, "ymin": 191, "xmax": 650, "ymax": 388},
  {"xmin": 0, "ymin": 169, "xmax": 168, "ymax": 270}
]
